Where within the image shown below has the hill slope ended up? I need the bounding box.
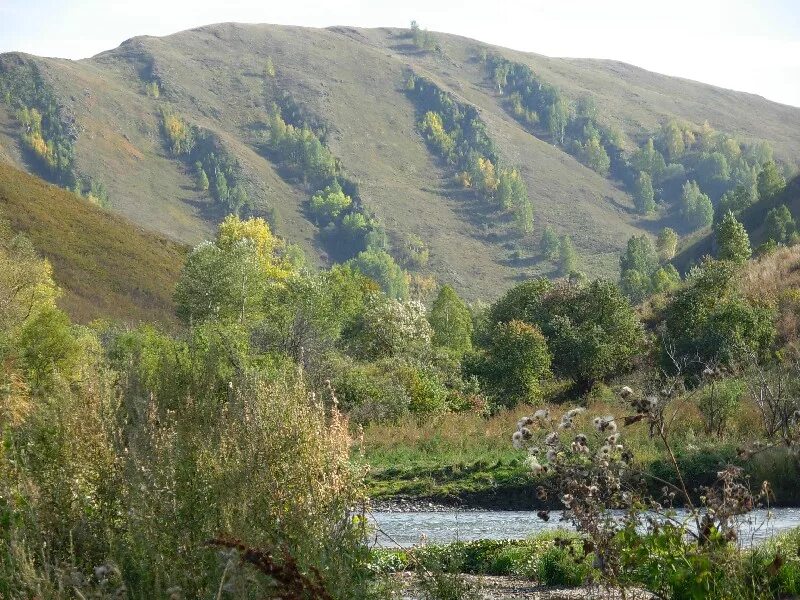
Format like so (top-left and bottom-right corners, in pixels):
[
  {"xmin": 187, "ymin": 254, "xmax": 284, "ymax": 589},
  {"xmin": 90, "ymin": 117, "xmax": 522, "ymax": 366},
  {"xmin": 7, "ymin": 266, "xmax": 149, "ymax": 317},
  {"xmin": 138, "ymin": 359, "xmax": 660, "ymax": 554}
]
[
  {"xmin": 1, "ymin": 23, "xmax": 799, "ymax": 299},
  {"xmin": 0, "ymin": 163, "xmax": 186, "ymax": 324}
]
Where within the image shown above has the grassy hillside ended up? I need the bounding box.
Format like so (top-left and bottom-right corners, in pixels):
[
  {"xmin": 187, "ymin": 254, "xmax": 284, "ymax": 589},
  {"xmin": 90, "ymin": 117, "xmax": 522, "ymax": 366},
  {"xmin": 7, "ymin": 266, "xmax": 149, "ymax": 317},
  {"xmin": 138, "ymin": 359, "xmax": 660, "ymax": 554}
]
[
  {"xmin": 1, "ymin": 23, "xmax": 799, "ymax": 299},
  {"xmin": 0, "ymin": 162, "xmax": 186, "ymax": 324}
]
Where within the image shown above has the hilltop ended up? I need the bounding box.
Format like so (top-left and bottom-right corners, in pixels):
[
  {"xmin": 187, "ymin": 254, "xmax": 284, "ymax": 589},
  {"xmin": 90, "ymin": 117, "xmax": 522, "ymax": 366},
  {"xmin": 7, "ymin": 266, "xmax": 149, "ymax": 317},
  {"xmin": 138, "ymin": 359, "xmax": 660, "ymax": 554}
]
[
  {"xmin": 1, "ymin": 23, "xmax": 799, "ymax": 299},
  {"xmin": 0, "ymin": 162, "xmax": 186, "ymax": 324}
]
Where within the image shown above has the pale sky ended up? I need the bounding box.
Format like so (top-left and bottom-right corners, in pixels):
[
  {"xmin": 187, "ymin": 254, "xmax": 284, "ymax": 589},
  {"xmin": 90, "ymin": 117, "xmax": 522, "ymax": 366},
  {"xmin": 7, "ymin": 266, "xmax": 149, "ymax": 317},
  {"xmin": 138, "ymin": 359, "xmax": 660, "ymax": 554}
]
[{"xmin": 1, "ymin": 0, "xmax": 799, "ymax": 107}]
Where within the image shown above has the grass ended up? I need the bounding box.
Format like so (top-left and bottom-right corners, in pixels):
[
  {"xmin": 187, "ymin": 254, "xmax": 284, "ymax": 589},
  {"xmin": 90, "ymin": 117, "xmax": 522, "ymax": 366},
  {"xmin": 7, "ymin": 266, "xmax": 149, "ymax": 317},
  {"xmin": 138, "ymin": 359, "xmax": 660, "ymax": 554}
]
[
  {"xmin": 361, "ymin": 389, "xmax": 800, "ymax": 506},
  {"xmin": 0, "ymin": 162, "xmax": 186, "ymax": 324},
  {"xmin": 3, "ymin": 24, "xmax": 799, "ymax": 300}
]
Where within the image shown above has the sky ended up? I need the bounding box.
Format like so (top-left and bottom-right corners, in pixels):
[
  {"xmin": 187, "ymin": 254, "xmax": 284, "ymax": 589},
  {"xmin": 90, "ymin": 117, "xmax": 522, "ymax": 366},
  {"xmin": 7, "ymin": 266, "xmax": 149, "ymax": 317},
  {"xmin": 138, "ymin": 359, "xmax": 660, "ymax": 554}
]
[{"xmin": 1, "ymin": 0, "xmax": 799, "ymax": 107}]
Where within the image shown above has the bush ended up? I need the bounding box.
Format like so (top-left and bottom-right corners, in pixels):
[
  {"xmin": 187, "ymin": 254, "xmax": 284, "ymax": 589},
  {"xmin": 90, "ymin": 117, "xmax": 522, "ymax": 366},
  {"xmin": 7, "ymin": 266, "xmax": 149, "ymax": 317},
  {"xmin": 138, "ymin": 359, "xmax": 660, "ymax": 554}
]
[{"xmin": 536, "ymin": 546, "xmax": 591, "ymax": 586}]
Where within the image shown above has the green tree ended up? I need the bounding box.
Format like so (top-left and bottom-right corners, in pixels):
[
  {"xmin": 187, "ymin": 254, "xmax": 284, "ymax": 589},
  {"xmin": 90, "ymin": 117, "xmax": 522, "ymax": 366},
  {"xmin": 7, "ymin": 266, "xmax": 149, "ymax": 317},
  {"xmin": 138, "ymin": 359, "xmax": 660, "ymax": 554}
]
[
  {"xmin": 350, "ymin": 295, "xmax": 432, "ymax": 359},
  {"xmin": 347, "ymin": 248, "xmax": 409, "ymax": 299},
  {"xmin": 651, "ymin": 265, "xmax": 681, "ymax": 294},
  {"xmin": 715, "ymin": 212, "xmax": 751, "ymax": 264},
  {"xmin": 619, "ymin": 235, "xmax": 659, "ymax": 302},
  {"xmin": 633, "ymin": 171, "xmax": 655, "ymax": 214},
  {"xmin": 764, "ymin": 205, "xmax": 796, "ymax": 245},
  {"xmin": 213, "ymin": 171, "xmax": 229, "ymax": 203},
  {"xmin": 472, "ymin": 320, "xmax": 552, "ymax": 407},
  {"xmin": 558, "ymin": 235, "xmax": 578, "ymax": 275},
  {"xmin": 656, "ymin": 227, "xmax": 678, "ymax": 262},
  {"xmin": 195, "ymin": 163, "xmax": 209, "ymax": 192},
  {"xmin": 309, "ymin": 181, "xmax": 352, "ymax": 225},
  {"xmin": 680, "ymin": 180, "xmax": 713, "ymax": 231},
  {"xmin": 757, "ymin": 160, "xmax": 786, "ymax": 200},
  {"xmin": 714, "ymin": 185, "xmax": 754, "ymax": 224},
  {"xmin": 429, "ymin": 285, "xmax": 473, "ymax": 356},
  {"xmin": 264, "ymin": 56, "xmax": 276, "ymax": 78},
  {"xmin": 581, "ymin": 135, "xmax": 610, "ymax": 176},
  {"xmin": 542, "ymin": 280, "xmax": 644, "ymax": 390},
  {"xmin": 662, "ymin": 258, "xmax": 775, "ymax": 372},
  {"xmin": 540, "ymin": 226, "xmax": 560, "ymax": 260}
]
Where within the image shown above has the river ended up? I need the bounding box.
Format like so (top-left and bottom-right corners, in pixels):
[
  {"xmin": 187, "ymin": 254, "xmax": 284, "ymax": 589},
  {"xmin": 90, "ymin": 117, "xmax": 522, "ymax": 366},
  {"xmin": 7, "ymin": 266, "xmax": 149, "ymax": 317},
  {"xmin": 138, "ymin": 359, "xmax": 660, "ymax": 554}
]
[{"xmin": 370, "ymin": 508, "xmax": 800, "ymax": 548}]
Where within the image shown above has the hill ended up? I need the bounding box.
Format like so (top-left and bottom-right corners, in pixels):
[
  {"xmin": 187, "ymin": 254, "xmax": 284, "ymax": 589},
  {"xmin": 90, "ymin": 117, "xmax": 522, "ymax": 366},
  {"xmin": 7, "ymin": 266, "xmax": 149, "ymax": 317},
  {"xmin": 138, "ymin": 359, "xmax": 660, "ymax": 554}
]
[
  {"xmin": 0, "ymin": 162, "xmax": 186, "ymax": 324},
  {"xmin": 1, "ymin": 23, "xmax": 799, "ymax": 299}
]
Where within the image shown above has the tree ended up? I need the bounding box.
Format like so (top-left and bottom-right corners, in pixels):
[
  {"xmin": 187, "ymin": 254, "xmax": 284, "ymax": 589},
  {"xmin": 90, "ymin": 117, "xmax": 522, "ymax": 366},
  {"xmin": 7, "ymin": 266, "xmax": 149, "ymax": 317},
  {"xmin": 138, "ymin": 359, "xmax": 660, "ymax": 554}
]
[
  {"xmin": 581, "ymin": 135, "xmax": 610, "ymax": 176},
  {"xmin": 347, "ymin": 248, "xmax": 409, "ymax": 299},
  {"xmin": 309, "ymin": 181, "xmax": 352, "ymax": 225},
  {"xmin": 264, "ymin": 56, "xmax": 276, "ymax": 78},
  {"xmin": 213, "ymin": 171, "xmax": 229, "ymax": 204},
  {"xmin": 715, "ymin": 212, "xmax": 751, "ymax": 264},
  {"xmin": 680, "ymin": 180, "xmax": 713, "ymax": 231},
  {"xmin": 541, "ymin": 280, "xmax": 644, "ymax": 391},
  {"xmin": 714, "ymin": 185, "xmax": 754, "ymax": 224},
  {"xmin": 540, "ymin": 226, "xmax": 560, "ymax": 260},
  {"xmin": 487, "ymin": 277, "xmax": 553, "ymax": 328},
  {"xmin": 350, "ymin": 295, "xmax": 432, "ymax": 360},
  {"xmin": 175, "ymin": 216, "xmax": 291, "ymax": 324},
  {"xmin": 656, "ymin": 227, "xmax": 678, "ymax": 262},
  {"xmin": 471, "ymin": 320, "xmax": 551, "ymax": 407},
  {"xmin": 757, "ymin": 160, "xmax": 786, "ymax": 200},
  {"xmin": 429, "ymin": 285, "xmax": 473, "ymax": 356},
  {"xmin": 558, "ymin": 235, "xmax": 578, "ymax": 275},
  {"xmin": 195, "ymin": 163, "xmax": 209, "ymax": 192},
  {"xmin": 633, "ymin": 171, "xmax": 655, "ymax": 214},
  {"xmin": 661, "ymin": 120, "xmax": 686, "ymax": 161},
  {"xmin": 662, "ymin": 258, "xmax": 775, "ymax": 372},
  {"xmin": 619, "ymin": 235, "xmax": 659, "ymax": 302},
  {"xmin": 764, "ymin": 205, "xmax": 796, "ymax": 244}
]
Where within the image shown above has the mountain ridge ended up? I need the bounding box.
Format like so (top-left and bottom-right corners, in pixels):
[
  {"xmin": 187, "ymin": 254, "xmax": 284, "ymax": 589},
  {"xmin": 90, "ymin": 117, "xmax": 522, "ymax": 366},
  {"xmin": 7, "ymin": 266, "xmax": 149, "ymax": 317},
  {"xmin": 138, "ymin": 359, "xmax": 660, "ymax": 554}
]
[{"xmin": 1, "ymin": 22, "xmax": 798, "ymax": 300}]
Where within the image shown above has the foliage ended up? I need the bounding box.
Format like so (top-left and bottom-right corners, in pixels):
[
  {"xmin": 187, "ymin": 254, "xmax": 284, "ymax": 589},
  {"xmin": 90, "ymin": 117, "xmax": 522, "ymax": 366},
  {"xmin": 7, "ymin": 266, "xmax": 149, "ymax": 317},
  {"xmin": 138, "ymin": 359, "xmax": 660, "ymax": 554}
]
[
  {"xmin": 159, "ymin": 106, "xmax": 251, "ymax": 214},
  {"xmin": 656, "ymin": 227, "xmax": 679, "ymax": 262},
  {"xmin": 406, "ymin": 73, "xmax": 533, "ymax": 234},
  {"xmin": 0, "ymin": 57, "xmax": 76, "ymax": 186},
  {"xmin": 757, "ymin": 159, "xmax": 786, "ymax": 200},
  {"xmin": 540, "ymin": 225, "xmax": 560, "ymax": 260},
  {"xmin": 715, "ymin": 211, "xmax": 751, "ymax": 264},
  {"xmin": 429, "ymin": 285, "xmax": 473, "ymax": 357},
  {"xmin": 467, "ymin": 319, "xmax": 552, "ymax": 408},
  {"xmin": 619, "ymin": 234, "xmax": 661, "ymax": 302},
  {"xmin": 680, "ymin": 180, "xmax": 714, "ymax": 231},
  {"xmin": 558, "ymin": 234, "xmax": 578, "ymax": 275},
  {"xmin": 347, "ymin": 248, "xmax": 409, "ymax": 299},
  {"xmin": 633, "ymin": 171, "xmax": 656, "ymax": 214},
  {"xmin": 764, "ymin": 204, "xmax": 796, "ymax": 245},
  {"xmin": 661, "ymin": 258, "xmax": 776, "ymax": 372}
]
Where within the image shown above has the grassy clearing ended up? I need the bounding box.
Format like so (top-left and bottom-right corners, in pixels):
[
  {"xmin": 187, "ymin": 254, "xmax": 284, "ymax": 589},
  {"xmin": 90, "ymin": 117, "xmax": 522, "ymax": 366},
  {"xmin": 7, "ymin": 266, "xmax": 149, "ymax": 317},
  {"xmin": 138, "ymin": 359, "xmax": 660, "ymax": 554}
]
[{"xmin": 362, "ymin": 387, "xmax": 800, "ymax": 505}]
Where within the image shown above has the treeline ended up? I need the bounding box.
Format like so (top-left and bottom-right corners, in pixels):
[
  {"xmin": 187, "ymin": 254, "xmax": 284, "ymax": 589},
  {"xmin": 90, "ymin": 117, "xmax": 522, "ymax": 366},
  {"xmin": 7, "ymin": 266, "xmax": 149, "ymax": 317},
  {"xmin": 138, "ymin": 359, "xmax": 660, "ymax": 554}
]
[
  {"xmin": 483, "ymin": 53, "xmax": 790, "ymax": 232},
  {"xmin": 159, "ymin": 106, "xmax": 251, "ymax": 214},
  {"xmin": 405, "ymin": 72, "xmax": 534, "ymax": 234},
  {"xmin": 0, "ymin": 57, "xmax": 111, "ymax": 206},
  {"xmin": 0, "ymin": 57, "xmax": 75, "ymax": 184},
  {"xmin": 485, "ymin": 54, "xmax": 624, "ymax": 182},
  {"xmin": 258, "ymin": 65, "xmax": 393, "ymax": 264}
]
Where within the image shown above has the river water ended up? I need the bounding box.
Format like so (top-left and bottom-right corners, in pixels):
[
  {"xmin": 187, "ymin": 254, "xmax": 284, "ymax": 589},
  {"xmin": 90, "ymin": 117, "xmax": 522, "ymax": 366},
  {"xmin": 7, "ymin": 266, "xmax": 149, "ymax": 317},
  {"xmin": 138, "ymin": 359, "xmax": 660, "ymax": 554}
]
[{"xmin": 370, "ymin": 508, "xmax": 800, "ymax": 548}]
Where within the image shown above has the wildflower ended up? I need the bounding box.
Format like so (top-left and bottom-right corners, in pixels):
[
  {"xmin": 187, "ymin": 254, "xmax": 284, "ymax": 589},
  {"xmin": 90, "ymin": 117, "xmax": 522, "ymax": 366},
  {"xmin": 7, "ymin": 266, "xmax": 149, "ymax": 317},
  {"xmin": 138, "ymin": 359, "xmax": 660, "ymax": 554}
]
[
  {"xmin": 525, "ymin": 455, "xmax": 545, "ymax": 474},
  {"xmin": 512, "ymin": 431, "xmax": 524, "ymax": 449},
  {"xmin": 620, "ymin": 386, "xmax": 634, "ymax": 399},
  {"xmin": 558, "ymin": 418, "xmax": 573, "ymax": 429},
  {"xmin": 528, "ymin": 446, "xmax": 541, "ymax": 456},
  {"xmin": 565, "ymin": 407, "xmax": 586, "ymax": 418},
  {"xmin": 645, "ymin": 395, "xmax": 658, "ymax": 410},
  {"xmin": 545, "ymin": 431, "xmax": 559, "ymax": 446},
  {"xmin": 574, "ymin": 433, "xmax": 588, "ymax": 446},
  {"xmin": 533, "ymin": 408, "xmax": 550, "ymax": 421},
  {"xmin": 562, "ymin": 493, "xmax": 574, "ymax": 507},
  {"xmin": 520, "ymin": 427, "xmax": 533, "ymax": 440},
  {"xmin": 546, "ymin": 448, "xmax": 557, "ymax": 462},
  {"xmin": 598, "ymin": 444, "xmax": 612, "ymax": 457},
  {"xmin": 593, "ymin": 415, "xmax": 617, "ymax": 433},
  {"xmin": 606, "ymin": 433, "xmax": 619, "ymax": 445}
]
